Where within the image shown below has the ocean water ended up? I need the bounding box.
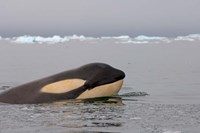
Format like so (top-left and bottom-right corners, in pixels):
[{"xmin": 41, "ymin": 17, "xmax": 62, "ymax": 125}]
[{"xmin": 0, "ymin": 35, "xmax": 200, "ymax": 133}]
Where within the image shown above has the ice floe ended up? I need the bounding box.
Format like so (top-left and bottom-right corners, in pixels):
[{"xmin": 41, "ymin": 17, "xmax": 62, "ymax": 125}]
[
  {"xmin": 14, "ymin": 35, "xmax": 69, "ymax": 44},
  {"xmin": 101, "ymin": 35, "xmax": 130, "ymax": 40},
  {"xmin": 66, "ymin": 35, "xmax": 96, "ymax": 41},
  {"xmin": 175, "ymin": 34, "xmax": 200, "ymax": 41},
  {"xmin": 116, "ymin": 35, "xmax": 170, "ymax": 44},
  {"xmin": 12, "ymin": 35, "xmax": 97, "ymax": 44},
  {"xmin": 135, "ymin": 35, "xmax": 168, "ymax": 41},
  {"xmin": 119, "ymin": 40, "xmax": 149, "ymax": 44},
  {"xmin": 0, "ymin": 34, "xmax": 200, "ymax": 44}
]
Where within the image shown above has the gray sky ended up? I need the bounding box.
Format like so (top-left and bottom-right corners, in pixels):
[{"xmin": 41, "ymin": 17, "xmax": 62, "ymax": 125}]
[{"xmin": 0, "ymin": 0, "xmax": 200, "ymax": 37}]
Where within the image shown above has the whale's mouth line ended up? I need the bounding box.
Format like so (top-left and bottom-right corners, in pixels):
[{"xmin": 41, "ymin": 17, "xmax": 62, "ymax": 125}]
[
  {"xmin": 40, "ymin": 77, "xmax": 125, "ymax": 94},
  {"xmin": 76, "ymin": 80, "xmax": 124, "ymax": 99}
]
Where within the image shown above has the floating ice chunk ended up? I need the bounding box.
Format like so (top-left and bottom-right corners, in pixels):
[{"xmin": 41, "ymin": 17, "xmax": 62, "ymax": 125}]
[
  {"xmin": 70, "ymin": 35, "xmax": 85, "ymax": 40},
  {"xmin": 114, "ymin": 36, "xmax": 130, "ymax": 39},
  {"xmin": 0, "ymin": 36, "xmax": 2, "ymax": 40},
  {"xmin": 101, "ymin": 37, "xmax": 110, "ymax": 39},
  {"xmin": 188, "ymin": 34, "xmax": 200, "ymax": 39},
  {"xmin": 119, "ymin": 40, "xmax": 149, "ymax": 44},
  {"xmin": 35, "ymin": 35, "xmax": 69, "ymax": 44},
  {"xmin": 12, "ymin": 35, "xmax": 98, "ymax": 44},
  {"xmin": 101, "ymin": 35, "xmax": 130, "ymax": 40},
  {"xmin": 135, "ymin": 35, "xmax": 169, "ymax": 41},
  {"xmin": 175, "ymin": 34, "xmax": 200, "ymax": 41},
  {"xmin": 67, "ymin": 35, "xmax": 86, "ymax": 41},
  {"xmin": 14, "ymin": 35, "xmax": 35, "ymax": 43},
  {"xmin": 13, "ymin": 35, "xmax": 70, "ymax": 44},
  {"xmin": 8, "ymin": 34, "xmax": 200, "ymax": 44},
  {"xmin": 64, "ymin": 35, "xmax": 96, "ymax": 41},
  {"xmin": 101, "ymin": 37, "xmax": 112, "ymax": 39},
  {"xmin": 175, "ymin": 36, "xmax": 194, "ymax": 41},
  {"xmin": 116, "ymin": 35, "xmax": 172, "ymax": 44}
]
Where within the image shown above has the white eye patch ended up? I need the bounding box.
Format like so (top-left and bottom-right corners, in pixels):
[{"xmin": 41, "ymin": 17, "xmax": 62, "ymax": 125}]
[{"xmin": 41, "ymin": 79, "xmax": 86, "ymax": 94}]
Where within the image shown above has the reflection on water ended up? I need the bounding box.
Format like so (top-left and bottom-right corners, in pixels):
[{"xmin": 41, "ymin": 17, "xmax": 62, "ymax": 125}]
[
  {"xmin": 0, "ymin": 96, "xmax": 126, "ymax": 132},
  {"xmin": 1, "ymin": 86, "xmax": 200, "ymax": 133},
  {"xmin": 49, "ymin": 97, "xmax": 125, "ymax": 129},
  {"xmin": 0, "ymin": 84, "xmax": 150, "ymax": 133}
]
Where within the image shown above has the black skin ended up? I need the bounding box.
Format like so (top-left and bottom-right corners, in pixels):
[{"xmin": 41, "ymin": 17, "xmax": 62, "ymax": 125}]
[{"xmin": 0, "ymin": 63, "xmax": 125, "ymax": 104}]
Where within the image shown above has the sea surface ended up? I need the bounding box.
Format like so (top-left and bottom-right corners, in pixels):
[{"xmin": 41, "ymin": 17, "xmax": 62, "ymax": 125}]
[{"xmin": 0, "ymin": 35, "xmax": 200, "ymax": 133}]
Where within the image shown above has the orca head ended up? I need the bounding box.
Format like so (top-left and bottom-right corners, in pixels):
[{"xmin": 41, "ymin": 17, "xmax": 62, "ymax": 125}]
[
  {"xmin": 78, "ymin": 63, "xmax": 125, "ymax": 89},
  {"xmin": 75, "ymin": 63, "xmax": 126, "ymax": 99}
]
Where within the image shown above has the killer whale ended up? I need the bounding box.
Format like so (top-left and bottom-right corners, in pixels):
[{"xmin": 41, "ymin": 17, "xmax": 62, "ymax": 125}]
[{"xmin": 0, "ymin": 63, "xmax": 125, "ymax": 104}]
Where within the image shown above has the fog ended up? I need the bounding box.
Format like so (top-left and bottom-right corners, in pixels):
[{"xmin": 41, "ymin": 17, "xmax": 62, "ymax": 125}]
[{"xmin": 0, "ymin": 0, "xmax": 200, "ymax": 37}]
